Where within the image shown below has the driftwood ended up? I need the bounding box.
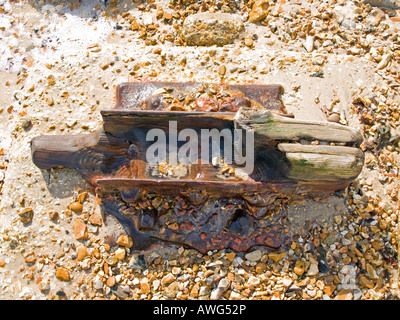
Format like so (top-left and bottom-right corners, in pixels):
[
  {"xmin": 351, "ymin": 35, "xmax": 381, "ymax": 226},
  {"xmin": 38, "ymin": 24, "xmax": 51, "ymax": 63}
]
[{"xmin": 30, "ymin": 82, "xmax": 365, "ymax": 252}]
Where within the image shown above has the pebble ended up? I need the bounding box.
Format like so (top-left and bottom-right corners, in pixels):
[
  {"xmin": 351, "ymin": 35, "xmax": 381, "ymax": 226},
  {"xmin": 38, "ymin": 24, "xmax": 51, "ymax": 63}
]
[
  {"xmin": 327, "ymin": 113, "xmax": 340, "ymax": 123},
  {"xmin": 225, "ymin": 252, "xmax": 236, "ymax": 262},
  {"xmin": 88, "ymin": 213, "xmax": 103, "ymax": 226},
  {"xmin": 307, "ymin": 263, "xmax": 319, "ymax": 277},
  {"xmin": 115, "ymin": 248, "xmax": 126, "ymax": 261},
  {"xmin": 76, "ymin": 245, "xmax": 88, "ymax": 261},
  {"xmin": 116, "ymin": 235, "xmax": 133, "ymax": 248},
  {"xmin": 244, "ymin": 35, "xmax": 254, "ymax": 47},
  {"xmin": 268, "ymin": 251, "xmax": 286, "ymax": 262},
  {"xmin": 182, "ymin": 13, "xmax": 244, "ymax": 46},
  {"xmin": 303, "ymin": 36, "xmax": 314, "ymax": 53},
  {"xmin": 23, "ymin": 252, "xmax": 36, "ymax": 264},
  {"xmin": 377, "ymin": 54, "xmax": 391, "ymax": 70},
  {"xmin": 55, "ymin": 267, "xmax": 70, "ymax": 282},
  {"xmin": 69, "ymin": 202, "xmax": 83, "ymax": 213},
  {"xmin": 294, "ymin": 260, "xmax": 306, "ymax": 276},
  {"xmin": 161, "ymin": 273, "xmax": 175, "ymax": 285},
  {"xmin": 248, "ymin": 0, "xmax": 269, "ymax": 23},
  {"xmin": 19, "ymin": 207, "xmax": 34, "ymax": 224},
  {"xmin": 72, "ymin": 218, "xmax": 89, "ymax": 240},
  {"xmin": 244, "ymin": 249, "xmax": 262, "ymax": 262}
]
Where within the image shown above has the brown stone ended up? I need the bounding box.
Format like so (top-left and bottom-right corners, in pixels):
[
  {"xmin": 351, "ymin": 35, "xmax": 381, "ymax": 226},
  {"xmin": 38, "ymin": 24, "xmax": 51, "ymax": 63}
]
[
  {"xmin": 76, "ymin": 245, "xmax": 88, "ymax": 261},
  {"xmin": 336, "ymin": 289, "xmax": 353, "ymax": 300},
  {"xmin": 162, "ymin": 11, "xmax": 172, "ymax": 20},
  {"xmin": 190, "ymin": 283, "xmax": 200, "ymax": 298},
  {"xmin": 225, "ymin": 252, "xmax": 236, "ymax": 262},
  {"xmin": 244, "ymin": 35, "xmax": 254, "ymax": 47},
  {"xmin": 19, "ymin": 207, "xmax": 34, "ymax": 224},
  {"xmin": 23, "ymin": 252, "xmax": 37, "ymax": 264},
  {"xmin": 161, "ymin": 273, "xmax": 175, "ymax": 285},
  {"xmin": 106, "ymin": 276, "xmax": 116, "ymax": 287},
  {"xmin": 269, "ymin": 251, "xmax": 286, "ymax": 262},
  {"xmin": 115, "ymin": 248, "xmax": 126, "ymax": 261},
  {"xmin": 323, "ymin": 284, "xmax": 336, "ymax": 296},
  {"xmin": 294, "ymin": 260, "xmax": 306, "ymax": 276},
  {"xmin": 69, "ymin": 202, "xmax": 83, "ymax": 213},
  {"xmin": 56, "ymin": 267, "xmax": 70, "ymax": 281},
  {"xmin": 255, "ymin": 262, "xmax": 267, "ymax": 274},
  {"xmin": 116, "ymin": 235, "xmax": 133, "ymax": 248},
  {"xmin": 359, "ymin": 275, "xmax": 375, "ymax": 289},
  {"xmin": 249, "ymin": 0, "xmax": 269, "ymax": 23},
  {"xmin": 72, "ymin": 218, "xmax": 89, "ymax": 240},
  {"xmin": 88, "ymin": 212, "xmax": 103, "ymax": 226},
  {"xmin": 131, "ymin": 20, "xmax": 139, "ymax": 31}
]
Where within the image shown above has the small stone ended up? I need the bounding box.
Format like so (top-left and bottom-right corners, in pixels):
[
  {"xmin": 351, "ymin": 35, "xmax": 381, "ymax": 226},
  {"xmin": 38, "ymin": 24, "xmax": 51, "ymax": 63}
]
[
  {"xmin": 55, "ymin": 267, "xmax": 70, "ymax": 281},
  {"xmin": 255, "ymin": 262, "xmax": 267, "ymax": 274},
  {"xmin": 377, "ymin": 54, "xmax": 391, "ymax": 70},
  {"xmin": 359, "ymin": 275, "xmax": 375, "ymax": 289},
  {"xmin": 23, "ymin": 252, "xmax": 37, "ymax": 264},
  {"xmin": 0, "ymin": 260, "xmax": 5, "ymax": 267},
  {"xmin": 210, "ymin": 288, "xmax": 223, "ymax": 300},
  {"xmin": 76, "ymin": 245, "xmax": 88, "ymax": 261},
  {"xmin": 106, "ymin": 276, "xmax": 116, "ymax": 287},
  {"xmin": 248, "ymin": 0, "xmax": 269, "ymax": 23},
  {"xmin": 49, "ymin": 211, "xmax": 59, "ymax": 221},
  {"xmin": 153, "ymin": 279, "xmax": 161, "ymax": 291},
  {"xmin": 218, "ymin": 278, "xmax": 230, "ymax": 290},
  {"xmin": 140, "ymin": 282, "xmax": 150, "ymax": 294},
  {"xmin": 115, "ymin": 248, "xmax": 126, "ymax": 261},
  {"xmin": 226, "ymin": 252, "xmax": 236, "ymax": 262},
  {"xmin": 47, "ymin": 75, "xmax": 56, "ymax": 86},
  {"xmin": 244, "ymin": 35, "xmax": 253, "ymax": 47},
  {"xmin": 307, "ymin": 263, "xmax": 319, "ymax": 277},
  {"xmin": 19, "ymin": 207, "xmax": 34, "ymax": 224},
  {"xmin": 219, "ymin": 65, "xmax": 226, "ymax": 76},
  {"xmin": 38, "ymin": 280, "xmax": 50, "ymax": 291},
  {"xmin": 268, "ymin": 251, "xmax": 286, "ymax": 263},
  {"xmin": 46, "ymin": 96, "xmax": 54, "ymax": 106},
  {"xmin": 365, "ymin": 8, "xmax": 386, "ymax": 27},
  {"xmin": 282, "ymin": 278, "xmax": 293, "ymax": 288},
  {"xmin": 69, "ymin": 202, "xmax": 83, "ymax": 213},
  {"xmin": 379, "ymin": 219, "xmax": 388, "ymax": 230},
  {"xmin": 327, "ymin": 114, "xmax": 340, "ymax": 123},
  {"xmin": 72, "ymin": 218, "xmax": 89, "ymax": 240},
  {"xmin": 229, "ymin": 291, "xmax": 242, "ymax": 300},
  {"xmin": 162, "ymin": 11, "xmax": 172, "ymax": 20},
  {"xmin": 246, "ymin": 275, "xmax": 260, "ymax": 287},
  {"xmin": 116, "ymin": 235, "xmax": 133, "ymax": 248},
  {"xmin": 88, "ymin": 212, "xmax": 103, "ymax": 226},
  {"xmin": 22, "ymin": 119, "xmax": 32, "ymax": 130},
  {"xmin": 294, "ymin": 260, "xmax": 306, "ymax": 276},
  {"xmin": 190, "ymin": 283, "xmax": 200, "ymax": 298},
  {"xmin": 245, "ymin": 249, "xmax": 262, "ymax": 262},
  {"xmin": 303, "ymin": 35, "xmax": 314, "ymax": 53},
  {"xmin": 323, "ymin": 284, "xmax": 336, "ymax": 297},
  {"xmin": 131, "ymin": 19, "xmax": 139, "ymax": 31},
  {"xmin": 94, "ymin": 280, "xmax": 103, "ymax": 290},
  {"xmin": 161, "ymin": 273, "xmax": 175, "ymax": 285},
  {"xmin": 336, "ymin": 289, "xmax": 353, "ymax": 300}
]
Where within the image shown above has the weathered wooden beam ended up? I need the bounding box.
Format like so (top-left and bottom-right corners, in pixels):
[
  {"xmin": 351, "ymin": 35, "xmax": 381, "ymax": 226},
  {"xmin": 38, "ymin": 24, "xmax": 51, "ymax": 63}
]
[
  {"xmin": 234, "ymin": 109, "xmax": 363, "ymax": 146},
  {"xmin": 278, "ymin": 143, "xmax": 365, "ymax": 181}
]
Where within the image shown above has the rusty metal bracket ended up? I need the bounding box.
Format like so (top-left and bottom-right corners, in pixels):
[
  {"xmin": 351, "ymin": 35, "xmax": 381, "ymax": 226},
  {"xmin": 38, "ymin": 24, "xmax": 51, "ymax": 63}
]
[{"xmin": 31, "ymin": 82, "xmax": 364, "ymax": 253}]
